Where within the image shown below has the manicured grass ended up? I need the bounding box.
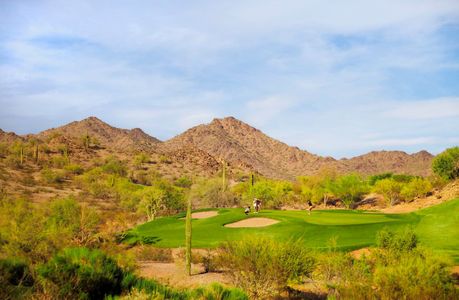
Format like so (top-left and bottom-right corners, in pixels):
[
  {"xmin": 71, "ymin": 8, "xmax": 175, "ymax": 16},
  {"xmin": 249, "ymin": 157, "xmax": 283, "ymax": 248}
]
[{"xmin": 125, "ymin": 199, "xmax": 459, "ymax": 260}]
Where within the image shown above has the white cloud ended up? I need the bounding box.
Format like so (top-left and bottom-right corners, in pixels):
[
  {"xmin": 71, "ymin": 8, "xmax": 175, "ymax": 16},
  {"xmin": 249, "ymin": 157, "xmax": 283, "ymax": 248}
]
[
  {"xmin": 384, "ymin": 97, "xmax": 459, "ymax": 119},
  {"xmin": 244, "ymin": 96, "xmax": 297, "ymax": 126}
]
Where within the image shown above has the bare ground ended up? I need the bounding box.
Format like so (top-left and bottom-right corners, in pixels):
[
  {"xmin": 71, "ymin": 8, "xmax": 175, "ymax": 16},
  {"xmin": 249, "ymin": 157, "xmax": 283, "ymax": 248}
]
[{"xmin": 138, "ymin": 261, "xmax": 230, "ymax": 288}]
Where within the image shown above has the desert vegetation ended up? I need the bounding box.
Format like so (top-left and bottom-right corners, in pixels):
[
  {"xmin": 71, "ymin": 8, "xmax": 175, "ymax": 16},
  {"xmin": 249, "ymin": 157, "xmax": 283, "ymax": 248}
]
[{"xmin": 0, "ymin": 120, "xmax": 458, "ymax": 299}]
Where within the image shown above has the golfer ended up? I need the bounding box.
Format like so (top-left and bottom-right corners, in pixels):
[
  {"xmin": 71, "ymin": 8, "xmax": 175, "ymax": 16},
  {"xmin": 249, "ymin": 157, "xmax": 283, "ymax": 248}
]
[
  {"xmin": 244, "ymin": 205, "xmax": 251, "ymax": 215},
  {"xmin": 253, "ymin": 198, "xmax": 262, "ymax": 213}
]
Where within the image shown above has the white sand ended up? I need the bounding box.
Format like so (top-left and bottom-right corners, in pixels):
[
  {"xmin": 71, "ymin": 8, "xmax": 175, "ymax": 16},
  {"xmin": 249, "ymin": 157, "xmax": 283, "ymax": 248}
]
[
  {"xmin": 183, "ymin": 211, "xmax": 219, "ymax": 219},
  {"xmin": 224, "ymin": 217, "xmax": 279, "ymax": 228}
]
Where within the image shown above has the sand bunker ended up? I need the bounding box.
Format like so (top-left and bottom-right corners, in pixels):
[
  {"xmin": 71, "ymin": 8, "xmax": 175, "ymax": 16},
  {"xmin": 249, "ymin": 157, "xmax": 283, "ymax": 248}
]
[
  {"xmin": 225, "ymin": 217, "xmax": 279, "ymax": 228},
  {"xmin": 182, "ymin": 211, "xmax": 219, "ymax": 219}
]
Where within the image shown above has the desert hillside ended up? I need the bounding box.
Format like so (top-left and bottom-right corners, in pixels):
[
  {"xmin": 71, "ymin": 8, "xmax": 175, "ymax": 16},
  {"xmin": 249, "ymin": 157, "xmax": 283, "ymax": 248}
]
[
  {"xmin": 1, "ymin": 116, "xmax": 433, "ymax": 179},
  {"xmin": 164, "ymin": 117, "xmax": 433, "ymax": 178}
]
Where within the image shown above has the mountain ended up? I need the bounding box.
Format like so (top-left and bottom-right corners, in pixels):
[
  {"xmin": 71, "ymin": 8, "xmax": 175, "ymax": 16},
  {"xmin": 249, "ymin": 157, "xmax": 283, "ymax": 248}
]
[
  {"xmin": 2, "ymin": 116, "xmax": 434, "ymax": 179},
  {"xmin": 341, "ymin": 150, "xmax": 433, "ymax": 177},
  {"xmin": 36, "ymin": 116, "xmax": 161, "ymax": 151},
  {"xmin": 0, "ymin": 129, "xmax": 23, "ymax": 143},
  {"xmin": 164, "ymin": 117, "xmax": 433, "ymax": 178}
]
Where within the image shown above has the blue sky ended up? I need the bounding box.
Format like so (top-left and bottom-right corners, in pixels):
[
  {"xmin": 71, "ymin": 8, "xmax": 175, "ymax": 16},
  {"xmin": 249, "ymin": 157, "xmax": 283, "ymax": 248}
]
[{"xmin": 1, "ymin": 0, "xmax": 458, "ymax": 158}]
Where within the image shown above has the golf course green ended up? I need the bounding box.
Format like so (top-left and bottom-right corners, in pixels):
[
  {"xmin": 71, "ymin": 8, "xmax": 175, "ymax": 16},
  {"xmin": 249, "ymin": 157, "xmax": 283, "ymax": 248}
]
[{"xmin": 125, "ymin": 199, "xmax": 459, "ymax": 261}]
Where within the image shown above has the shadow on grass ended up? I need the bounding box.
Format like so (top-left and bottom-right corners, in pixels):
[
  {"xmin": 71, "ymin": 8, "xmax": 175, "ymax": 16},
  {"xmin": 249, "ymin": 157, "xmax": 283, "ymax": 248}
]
[{"xmin": 120, "ymin": 232, "xmax": 162, "ymax": 247}]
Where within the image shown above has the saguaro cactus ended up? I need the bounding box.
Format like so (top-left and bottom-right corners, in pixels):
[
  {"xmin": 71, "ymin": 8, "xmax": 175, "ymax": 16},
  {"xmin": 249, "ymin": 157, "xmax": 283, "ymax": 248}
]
[
  {"xmin": 34, "ymin": 144, "xmax": 39, "ymax": 163},
  {"xmin": 185, "ymin": 196, "xmax": 192, "ymax": 276},
  {"xmin": 19, "ymin": 145, "xmax": 24, "ymax": 165},
  {"xmin": 251, "ymin": 173, "xmax": 254, "ymax": 186},
  {"xmin": 222, "ymin": 159, "xmax": 226, "ymax": 191}
]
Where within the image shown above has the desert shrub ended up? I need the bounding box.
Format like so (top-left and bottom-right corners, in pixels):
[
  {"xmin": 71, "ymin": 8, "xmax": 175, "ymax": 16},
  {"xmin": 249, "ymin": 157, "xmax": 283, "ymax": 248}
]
[
  {"xmin": 372, "ymin": 178, "xmax": 403, "ymax": 206},
  {"xmin": 0, "ymin": 258, "xmax": 34, "ymax": 299},
  {"xmin": 47, "ymin": 197, "xmax": 100, "ymax": 247},
  {"xmin": 41, "ymin": 168, "xmax": 65, "ymax": 184},
  {"xmin": 0, "ymin": 198, "xmax": 51, "ymax": 263},
  {"xmin": 20, "ymin": 174, "xmax": 36, "ymax": 186},
  {"xmin": 391, "ymin": 174, "xmax": 416, "ymax": 183},
  {"xmin": 321, "ymin": 228, "xmax": 458, "ymax": 299},
  {"xmin": 368, "ymin": 172, "xmax": 393, "ymax": 185},
  {"xmin": 329, "ymin": 173, "xmax": 369, "ymax": 208},
  {"xmin": 432, "ymin": 146, "xmax": 459, "ymax": 180},
  {"xmin": 0, "ymin": 258, "xmax": 34, "ymax": 286},
  {"xmin": 0, "ymin": 142, "xmax": 9, "ymax": 157},
  {"xmin": 64, "ymin": 163, "xmax": 84, "ymax": 175},
  {"xmin": 38, "ymin": 247, "xmax": 126, "ymax": 299},
  {"xmin": 190, "ymin": 178, "xmax": 239, "ymax": 208},
  {"xmin": 376, "ymin": 227, "xmax": 418, "ymax": 253},
  {"xmin": 4, "ymin": 154, "xmax": 21, "ymax": 168},
  {"xmin": 201, "ymin": 249, "xmax": 218, "ymax": 273},
  {"xmin": 372, "ymin": 250, "xmax": 457, "ymax": 300},
  {"xmin": 174, "ymin": 176, "xmax": 192, "ymax": 188},
  {"xmin": 51, "ymin": 155, "xmax": 69, "ymax": 168},
  {"xmin": 400, "ymin": 177, "xmax": 432, "ymax": 201},
  {"xmin": 217, "ymin": 237, "xmax": 315, "ymax": 299},
  {"xmin": 135, "ymin": 246, "xmax": 173, "ymax": 262},
  {"xmin": 133, "ymin": 153, "xmax": 150, "ymax": 169},
  {"xmin": 102, "ymin": 156, "xmax": 127, "ymax": 176},
  {"xmin": 191, "ymin": 283, "xmax": 249, "ymax": 300}
]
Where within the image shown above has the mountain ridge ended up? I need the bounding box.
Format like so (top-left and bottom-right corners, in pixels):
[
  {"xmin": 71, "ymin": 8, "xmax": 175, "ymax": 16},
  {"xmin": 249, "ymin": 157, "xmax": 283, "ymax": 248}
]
[{"xmin": 1, "ymin": 116, "xmax": 434, "ymax": 178}]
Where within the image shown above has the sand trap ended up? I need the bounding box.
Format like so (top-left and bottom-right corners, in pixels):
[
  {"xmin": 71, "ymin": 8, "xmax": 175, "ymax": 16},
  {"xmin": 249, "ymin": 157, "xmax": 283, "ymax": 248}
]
[
  {"xmin": 225, "ymin": 217, "xmax": 279, "ymax": 228},
  {"xmin": 181, "ymin": 211, "xmax": 218, "ymax": 219}
]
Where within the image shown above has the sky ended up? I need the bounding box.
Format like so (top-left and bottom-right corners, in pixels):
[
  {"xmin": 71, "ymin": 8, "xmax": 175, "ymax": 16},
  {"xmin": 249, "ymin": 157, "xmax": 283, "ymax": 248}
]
[{"xmin": 1, "ymin": 0, "xmax": 459, "ymax": 158}]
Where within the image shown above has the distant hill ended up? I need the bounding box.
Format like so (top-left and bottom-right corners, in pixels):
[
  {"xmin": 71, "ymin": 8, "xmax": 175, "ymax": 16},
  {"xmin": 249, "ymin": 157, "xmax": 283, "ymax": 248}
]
[
  {"xmin": 164, "ymin": 117, "xmax": 335, "ymax": 178},
  {"xmin": 2, "ymin": 116, "xmax": 434, "ymax": 179},
  {"xmin": 36, "ymin": 116, "xmax": 161, "ymax": 151},
  {"xmin": 164, "ymin": 117, "xmax": 433, "ymax": 178}
]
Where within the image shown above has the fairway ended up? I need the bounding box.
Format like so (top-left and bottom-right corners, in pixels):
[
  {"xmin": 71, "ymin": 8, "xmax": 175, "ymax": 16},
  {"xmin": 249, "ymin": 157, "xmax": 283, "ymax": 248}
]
[{"xmin": 125, "ymin": 199, "xmax": 459, "ymax": 260}]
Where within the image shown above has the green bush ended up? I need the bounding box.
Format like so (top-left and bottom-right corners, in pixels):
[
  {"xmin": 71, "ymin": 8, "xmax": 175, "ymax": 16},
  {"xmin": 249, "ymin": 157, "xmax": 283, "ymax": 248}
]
[
  {"xmin": 51, "ymin": 155, "xmax": 69, "ymax": 168},
  {"xmin": 217, "ymin": 237, "xmax": 315, "ymax": 299},
  {"xmin": 432, "ymin": 146, "xmax": 459, "ymax": 180},
  {"xmin": 41, "ymin": 168, "xmax": 65, "ymax": 184},
  {"xmin": 174, "ymin": 176, "xmax": 192, "ymax": 188},
  {"xmin": 376, "ymin": 227, "xmax": 418, "ymax": 253},
  {"xmin": 372, "ymin": 178, "xmax": 403, "ymax": 206},
  {"xmin": 400, "ymin": 178, "xmax": 432, "ymax": 201},
  {"xmin": 64, "ymin": 163, "xmax": 84, "ymax": 175},
  {"xmin": 0, "ymin": 258, "xmax": 33, "ymax": 299},
  {"xmin": 330, "ymin": 173, "xmax": 369, "ymax": 208},
  {"xmin": 102, "ymin": 156, "xmax": 127, "ymax": 176},
  {"xmin": 368, "ymin": 172, "xmax": 393, "ymax": 185},
  {"xmin": 38, "ymin": 247, "xmax": 126, "ymax": 299},
  {"xmin": 0, "ymin": 258, "xmax": 34, "ymax": 286},
  {"xmin": 320, "ymin": 228, "xmax": 458, "ymax": 299}
]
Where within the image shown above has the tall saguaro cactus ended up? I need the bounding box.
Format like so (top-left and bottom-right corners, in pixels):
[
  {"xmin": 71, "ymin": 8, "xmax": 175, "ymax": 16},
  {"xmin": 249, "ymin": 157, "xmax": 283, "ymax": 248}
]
[
  {"xmin": 222, "ymin": 159, "xmax": 226, "ymax": 191},
  {"xmin": 251, "ymin": 173, "xmax": 254, "ymax": 186},
  {"xmin": 19, "ymin": 145, "xmax": 24, "ymax": 165},
  {"xmin": 34, "ymin": 144, "xmax": 39, "ymax": 163},
  {"xmin": 185, "ymin": 196, "xmax": 192, "ymax": 276}
]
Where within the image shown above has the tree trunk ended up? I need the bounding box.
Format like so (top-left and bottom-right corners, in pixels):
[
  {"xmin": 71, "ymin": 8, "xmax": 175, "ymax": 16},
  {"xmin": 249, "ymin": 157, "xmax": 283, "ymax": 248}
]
[{"xmin": 185, "ymin": 196, "xmax": 192, "ymax": 276}]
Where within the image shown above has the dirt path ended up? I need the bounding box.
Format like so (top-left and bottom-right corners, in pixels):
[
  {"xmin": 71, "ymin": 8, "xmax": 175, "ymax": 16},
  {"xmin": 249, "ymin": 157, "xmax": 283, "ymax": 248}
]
[
  {"xmin": 138, "ymin": 261, "xmax": 230, "ymax": 288},
  {"xmin": 224, "ymin": 217, "xmax": 279, "ymax": 228}
]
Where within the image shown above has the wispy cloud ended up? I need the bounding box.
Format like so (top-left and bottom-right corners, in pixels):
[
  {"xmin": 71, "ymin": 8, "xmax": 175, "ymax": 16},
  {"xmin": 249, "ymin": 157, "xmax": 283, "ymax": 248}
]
[
  {"xmin": 1, "ymin": 0, "xmax": 458, "ymax": 157},
  {"xmin": 384, "ymin": 97, "xmax": 459, "ymax": 119}
]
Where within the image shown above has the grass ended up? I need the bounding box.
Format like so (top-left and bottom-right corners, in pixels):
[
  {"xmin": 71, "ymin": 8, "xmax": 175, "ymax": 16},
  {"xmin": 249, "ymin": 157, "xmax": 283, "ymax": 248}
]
[{"xmin": 125, "ymin": 199, "xmax": 459, "ymax": 261}]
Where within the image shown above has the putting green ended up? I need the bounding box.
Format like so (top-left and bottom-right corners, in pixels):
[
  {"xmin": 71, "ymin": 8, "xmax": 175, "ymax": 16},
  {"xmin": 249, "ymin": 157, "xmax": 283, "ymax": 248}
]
[{"xmin": 125, "ymin": 199, "xmax": 459, "ymax": 261}]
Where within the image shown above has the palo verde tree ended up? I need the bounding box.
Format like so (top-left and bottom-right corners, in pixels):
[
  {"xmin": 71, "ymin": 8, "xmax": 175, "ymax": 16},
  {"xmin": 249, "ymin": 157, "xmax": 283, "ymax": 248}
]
[
  {"xmin": 432, "ymin": 146, "xmax": 459, "ymax": 180},
  {"xmin": 330, "ymin": 173, "xmax": 368, "ymax": 208}
]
